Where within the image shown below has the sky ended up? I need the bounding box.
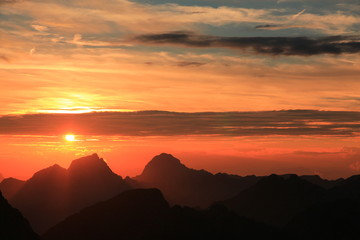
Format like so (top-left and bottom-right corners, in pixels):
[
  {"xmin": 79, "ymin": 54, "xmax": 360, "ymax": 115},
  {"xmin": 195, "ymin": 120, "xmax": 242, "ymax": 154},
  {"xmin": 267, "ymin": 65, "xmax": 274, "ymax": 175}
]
[{"xmin": 1, "ymin": 0, "xmax": 360, "ymax": 180}]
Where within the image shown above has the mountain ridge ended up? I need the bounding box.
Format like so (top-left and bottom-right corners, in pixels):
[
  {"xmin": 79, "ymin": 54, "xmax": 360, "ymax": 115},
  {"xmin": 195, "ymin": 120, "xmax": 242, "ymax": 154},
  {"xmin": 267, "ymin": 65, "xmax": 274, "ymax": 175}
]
[{"xmin": 4, "ymin": 153, "xmax": 130, "ymax": 234}]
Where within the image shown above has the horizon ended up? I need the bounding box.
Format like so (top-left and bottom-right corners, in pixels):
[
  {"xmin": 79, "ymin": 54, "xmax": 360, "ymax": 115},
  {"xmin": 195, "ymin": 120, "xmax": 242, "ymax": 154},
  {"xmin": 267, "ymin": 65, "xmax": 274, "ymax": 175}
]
[{"xmin": 0, "ymin": 151, "xmax": 353, "ymax": 181}]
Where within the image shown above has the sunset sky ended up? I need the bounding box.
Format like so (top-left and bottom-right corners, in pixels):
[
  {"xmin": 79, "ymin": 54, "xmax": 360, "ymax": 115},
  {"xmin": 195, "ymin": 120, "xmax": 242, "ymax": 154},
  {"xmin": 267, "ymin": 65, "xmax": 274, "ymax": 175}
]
[{"xmin": 1, "ymin": 0, "xmax": 360, "ymax": 180}]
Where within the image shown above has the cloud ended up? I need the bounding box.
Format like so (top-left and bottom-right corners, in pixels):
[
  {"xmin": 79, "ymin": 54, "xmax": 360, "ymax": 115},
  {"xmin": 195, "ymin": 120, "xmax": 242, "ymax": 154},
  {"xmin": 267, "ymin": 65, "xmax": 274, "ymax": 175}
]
[
  {"xmin": 291, "ymin": 9, "xmax": 306, "ymax": 20},
  {"xmin": 31, "ymin": 24, "xmax": 48, "ymax": 32},
  {"xmin": 0, "ymin": 56, "xmax": 11, "ymax": 62},
  {"xmin": 29, "ymin": 47, "xmax": 36, "ymax": 55},
  {"xmin": 135, "ymin": 32, "xmax": 360, "ymax": 56},
  {"xmin": 0, "ymin": 0, "xmax": 18, "ymax": 4},
  {"xmin": 176, "ymin": 61, "xmax": 206, "ymax": 67},
  {"xmin": 1, "ymin": 110, "xmax": 360, "ymax": 136}
]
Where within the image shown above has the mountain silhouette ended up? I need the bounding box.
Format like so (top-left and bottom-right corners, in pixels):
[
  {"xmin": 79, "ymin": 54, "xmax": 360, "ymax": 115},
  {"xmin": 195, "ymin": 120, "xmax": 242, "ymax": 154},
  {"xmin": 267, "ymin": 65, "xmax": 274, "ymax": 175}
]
[
  {"xmin": 286, "ymin": 198, "xmax": 360, "ymax": 240},
  {"xmin": 10, "ymin": 164, "xmax": 68, "ymax": 233},
  {"xmin": 328, "ymin": 174, "xmax": 360, "ymax": 200},
  {"xmin": 219, "ymin": 174, "xmax": 326, "ymax": 226},
  {"xmin": 67, "ymin": 154, "xmax": 130, "ymax": 213},
  {"xmin": 8, "ymin": 153, "xmax": 130, "ymax": 233},
  {"xmin": 0, "ymin": 177, "xmax": 25, "ymax": 199},
  {"xmin": 0, "ymin": 191, "xmax": 39, "ymax": 240},
  {"xmin": 43, "ymin": 188, "xmax": 287, "ymax": 240},
  {"xmin": 131, "ymin": 153, "xmax": 259, "ymax": 207},
  {"xmin": 299, "ymin": 175, "xmax": 343, "ymax": 189}
]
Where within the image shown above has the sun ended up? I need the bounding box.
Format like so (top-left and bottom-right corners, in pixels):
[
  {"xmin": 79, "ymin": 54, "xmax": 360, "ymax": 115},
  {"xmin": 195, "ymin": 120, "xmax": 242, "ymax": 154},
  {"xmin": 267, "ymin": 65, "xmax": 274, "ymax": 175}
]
[{"xmin": 65, "ymin": 134, "xmax": 76, "ymax": 141}]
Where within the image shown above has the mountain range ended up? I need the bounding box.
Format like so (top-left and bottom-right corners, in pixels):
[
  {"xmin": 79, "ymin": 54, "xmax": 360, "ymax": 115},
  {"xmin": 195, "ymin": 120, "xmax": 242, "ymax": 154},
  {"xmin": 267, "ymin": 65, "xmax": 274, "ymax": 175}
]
[
  {"xmin": 1, "ymin": 152, "xmax": 359, "ymax": 239},
  {"xmin": 43, "ymin": 188, "xmax": 286, "ymax": 240},
  {"xmin": 2, "ymin": 154, "xmax": 130, "ymax": 233}
]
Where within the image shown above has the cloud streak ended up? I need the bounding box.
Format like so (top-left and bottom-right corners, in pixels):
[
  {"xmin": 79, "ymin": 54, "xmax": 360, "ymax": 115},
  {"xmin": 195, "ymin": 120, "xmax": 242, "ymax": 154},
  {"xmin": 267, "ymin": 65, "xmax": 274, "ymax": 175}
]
[
  {"xmin": 135, "ymin": 32, "xmax": 360, "ymax": 56},
  {"xmin": 1, "ymin": 110, "xmax": 360, "ymax": 137}
]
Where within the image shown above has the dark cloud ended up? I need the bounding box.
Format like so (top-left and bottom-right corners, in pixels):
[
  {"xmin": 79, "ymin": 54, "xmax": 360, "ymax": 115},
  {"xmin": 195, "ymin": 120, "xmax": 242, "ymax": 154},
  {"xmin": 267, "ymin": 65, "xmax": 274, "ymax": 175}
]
[
  {"xmin": 176, "ymin": 61, "xmax": 206, "ymax": 67},
  {"xmin": 255, "ymin": 24, "xmax": 280, "ymax": 29},
  {"xmin": 0, "ymin": 56, "xmax": 11, "ymax": 62},
  {"xmin": 134, "ymin": 32, "xmax": 360, "ymax": 56},
  {"xmin": 0, "ymin": 0, "xmax": 19, "ymax": 4},
  {"xmin": 1, "ymin": 110, "xmax": 360, "ymax": 136}
]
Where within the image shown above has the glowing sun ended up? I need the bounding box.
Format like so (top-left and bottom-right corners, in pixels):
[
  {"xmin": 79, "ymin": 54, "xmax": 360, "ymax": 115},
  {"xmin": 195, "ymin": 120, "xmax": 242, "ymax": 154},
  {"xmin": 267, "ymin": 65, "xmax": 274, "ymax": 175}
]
[{"xmin": 65, "ymin": 134, "xmax": 76, "ymax": 141}]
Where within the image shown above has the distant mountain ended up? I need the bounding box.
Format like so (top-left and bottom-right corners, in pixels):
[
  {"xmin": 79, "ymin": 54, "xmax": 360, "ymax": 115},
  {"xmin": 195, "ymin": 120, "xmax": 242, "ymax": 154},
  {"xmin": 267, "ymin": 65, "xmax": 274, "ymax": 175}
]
[
  {"xmin": 0, "ymin": 177, "xmax": 25, "ymax": 199},
  {"xmin": 220, "ymin": 174, "xmax": 326, "ymax": 226},
  {"xmin": 131, "ymin": 153, "xmax": 260, "ymax": 207},
  {"xmin": 0, "ymin": 173, "xmax": 3, "ymax": 182},
  {"xmin": 286, "ymin": 198, "xmax": 360, "ymax": 240},
  {"xmin": 0, "ymin": 191, "xmax": 39, "ymax": 240},
  {"xmin": 9, "ymin": 153, "xmax": 130, "ymax": 233},
  {"xmin": 43, "ymin": 188, "xmax": 287, "ymax": 240},
  {"xmin": 299, "ymin": 175, "xmax": 344, "ymax": 189},
  {"xmin": 328, "ymin": 174, "xmax": 360, "ymax": 200}
]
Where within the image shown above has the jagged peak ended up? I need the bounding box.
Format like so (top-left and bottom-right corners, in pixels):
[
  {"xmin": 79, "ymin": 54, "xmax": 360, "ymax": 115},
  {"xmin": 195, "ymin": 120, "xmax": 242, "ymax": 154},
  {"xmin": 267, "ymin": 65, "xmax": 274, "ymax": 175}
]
[
  {"xmin": 67, "ymin": 153, "xmax": 119, "ymax": 179},
  {"xmin": 68, "ymin": 153, "xmax": 107, "ymax": 170}
]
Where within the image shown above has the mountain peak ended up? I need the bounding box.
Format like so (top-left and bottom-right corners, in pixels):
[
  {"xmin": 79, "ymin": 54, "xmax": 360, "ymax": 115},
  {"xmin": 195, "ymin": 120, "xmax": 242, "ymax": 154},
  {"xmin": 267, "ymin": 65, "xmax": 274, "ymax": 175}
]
[
  {"xmin": 149, "ymin": 153, "xmax": 182, "ymax": 165},
  {"xmin": 68, "ymin": 153, "xmax": 111, "ymax": 174},
  {"xmin": 140, "ymin": 153, "xmax": 185, "ymax": 176},
  {"xmin": 31, "ymin": 164, "xmax": 67, "ymax": 180}
]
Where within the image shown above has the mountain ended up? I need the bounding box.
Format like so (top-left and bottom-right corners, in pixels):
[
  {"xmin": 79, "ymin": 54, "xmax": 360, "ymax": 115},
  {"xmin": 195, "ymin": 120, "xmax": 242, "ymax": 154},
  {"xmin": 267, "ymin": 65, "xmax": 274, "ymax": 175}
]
[
  {"xmin": 286, "ymin": 198, "xmax": 360, "ymax": 240},
  {"xmin": 328, "ymin": 174, "xmax": 360, "ymax": 200},
  {"xmin": 0, "ymin": 191, "xmax": 39, "ymax": 240},
  {"xmin": 67, "ymin": 154, "xmax": 130, "ymax": 213},
  {"xmin": 0, "ymin": 173, "xmax": 3, "ymax": 182},
  {"xmin": 131, "ymin": 153, "xmax": 260, "ymax": 207},
  {"xmin": 0, "ymin": 177, "xmax": 25, "ymax": 199},
  {"xmin": 219, "ymin": 174, "xmax": 326, "ymax": 226},
  {"xmin": 299, "ymin": 175, "xmax": 344, "ymax": 189},
  {"xmin": 10, "ymin": 164, "xmax": 69, "ymax": 233},
  {"xmin": 43, "ymin": 188, "xmax": 287, "ymax": 240},
  {"xmin": 9, "ymin": 153, "xmax": 130, "ymax": 233}
]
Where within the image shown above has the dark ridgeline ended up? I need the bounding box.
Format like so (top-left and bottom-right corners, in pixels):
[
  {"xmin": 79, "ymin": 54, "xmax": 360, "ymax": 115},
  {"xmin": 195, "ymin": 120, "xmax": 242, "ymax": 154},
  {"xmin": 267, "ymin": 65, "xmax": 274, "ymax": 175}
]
[
  {"xmin": 286, "ymin": 174, "xmax": 360, "ymax": 239},
  {"xmin": 284, "ymin": 174, "xmax": 360, "ymax": 240},
  {"xmin": 299, "ymin": 174, "xmax": 344, "ymax": 189},
  {"xmin": 131, "ymin": 153, "xmax": 259, "ymax": 207},
  {"xmin": 219, "ymin": 174, "xmax": 326, "ymax": 226},
  {"xmin": 3, "ymin": 154, "xmax": 130, "ymax": 233},
  {"xmin": 0, "ymin": 191, "xmax": 39, "ymax": 240},
  {"xmin": 43, "ymin": 188, "xmax": 286, "ymax": 240}
]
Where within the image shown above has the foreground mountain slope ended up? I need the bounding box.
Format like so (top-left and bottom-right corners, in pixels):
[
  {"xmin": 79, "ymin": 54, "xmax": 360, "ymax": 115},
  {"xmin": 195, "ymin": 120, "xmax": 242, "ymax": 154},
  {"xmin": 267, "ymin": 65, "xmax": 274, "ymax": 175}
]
[
  {"xmin": 131, "ymin": 153, "xmax": 259, "ymax": 207},
  {"xmin": 0, "ymin": 191, "xmax": 39, "ymax": 240},
  {"xmin": 286, "ymin": 198, "xmax": 360, "ymax": 240},
  {"xmin": 9, "ymin": 153, "xmax": 130, "ymax": 233},
  {"xmin": 220, "ymin": 174, "xmax": 326, "ymax": 226},
  {"xmin": 43, "ymin": 188, "xmax": 286, "ymax": 240}
]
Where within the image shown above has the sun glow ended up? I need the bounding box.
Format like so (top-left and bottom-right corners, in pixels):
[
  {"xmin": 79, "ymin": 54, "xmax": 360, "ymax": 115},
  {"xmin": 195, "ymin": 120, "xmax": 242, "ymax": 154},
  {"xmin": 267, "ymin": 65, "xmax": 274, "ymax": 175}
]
[{"xmin": 65, "ymin": 134, "xmax": 76, "ymax": 141}]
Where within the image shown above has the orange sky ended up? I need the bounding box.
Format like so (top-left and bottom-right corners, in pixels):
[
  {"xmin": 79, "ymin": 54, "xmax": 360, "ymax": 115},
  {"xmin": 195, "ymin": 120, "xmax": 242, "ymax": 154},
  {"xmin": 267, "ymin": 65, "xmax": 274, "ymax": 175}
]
[{"xmin": 1, "ymin": 0, "xmax": 360, "ymax": 180}]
